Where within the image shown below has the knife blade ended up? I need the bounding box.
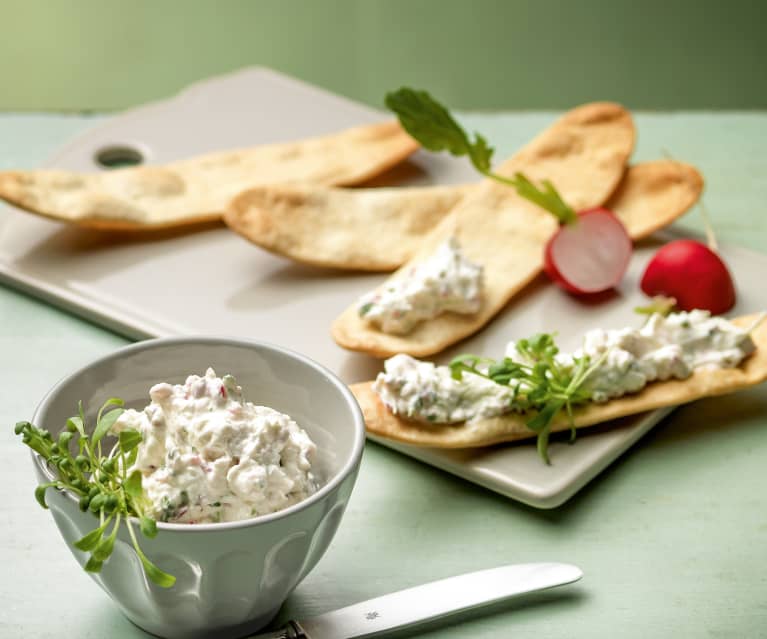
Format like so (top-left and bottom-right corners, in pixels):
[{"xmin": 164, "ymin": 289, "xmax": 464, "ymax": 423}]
[{"xmin": 249, "ymin": 562, "xmax": 582, "ymax": 639}]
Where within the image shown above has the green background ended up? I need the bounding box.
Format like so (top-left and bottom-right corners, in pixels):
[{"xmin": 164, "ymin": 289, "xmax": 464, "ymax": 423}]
[{"xmin": 2, "ymin": 0, "xmax": 766, "ymax": 112}]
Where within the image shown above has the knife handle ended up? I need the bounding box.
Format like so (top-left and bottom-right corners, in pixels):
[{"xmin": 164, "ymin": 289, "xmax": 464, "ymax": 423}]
[{"xmin": 246, "ymin": 620, "xmax": 309, "ymax": 639}]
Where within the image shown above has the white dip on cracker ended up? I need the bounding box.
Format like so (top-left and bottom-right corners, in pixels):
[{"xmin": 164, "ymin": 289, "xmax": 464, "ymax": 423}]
[
  {"xmin": 374, "ymin": 311, "xmax": 755, "ymax": 423},
  {"xmin": 375, "ymin": 353, "xmax": 516, "ymax": 423},
  {"xmin": 357, "ymin": 236, "xmax": 483, "ymax": 334},
  {"xmin": 112, "ymin": 368, "xmax": 318, "ymax": 523}
]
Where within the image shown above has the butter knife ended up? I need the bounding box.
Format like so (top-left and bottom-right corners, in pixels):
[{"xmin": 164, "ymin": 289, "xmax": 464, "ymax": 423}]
[{"xmin": 250, "ymin": 562, "xmax": 582, "ymax": 639}]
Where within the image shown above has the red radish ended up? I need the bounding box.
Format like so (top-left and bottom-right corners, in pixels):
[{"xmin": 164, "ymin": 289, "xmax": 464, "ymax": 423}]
[
  {"xmin": 509, "ymin": 173, "xmax": 632, "ymax": 294},
  {"xmin": 543, "ymin": 207, "xmax": 633, "ymax": 294},
  {"xmin": 640, "ymin": 239, "xmax": 735, "ymax": 314}
]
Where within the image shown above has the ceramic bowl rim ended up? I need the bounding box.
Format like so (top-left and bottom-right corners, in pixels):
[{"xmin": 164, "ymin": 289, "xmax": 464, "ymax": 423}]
[{"xmin": 31, "ymin": 335, "xmax": 366, "ymax": 532}]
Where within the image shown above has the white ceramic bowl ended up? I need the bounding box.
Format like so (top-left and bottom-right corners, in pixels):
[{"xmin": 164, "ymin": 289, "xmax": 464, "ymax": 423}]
[{"xmin": 30, "ymin": 337, "xmax": 365, "ymax": 639}]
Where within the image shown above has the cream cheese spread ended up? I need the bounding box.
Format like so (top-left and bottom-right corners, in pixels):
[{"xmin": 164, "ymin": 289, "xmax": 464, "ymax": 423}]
[
  {"xmin": 544, "ymin": 310, "xmax": 754, "ymax": 403},
  {"xmin": 357, "ymin": 237, "xmax": 483, "ymax": 334},
  {"xmin": 374, "ymin": 311, "xmax": 756, "ymax": 424},
  {"xmin": 112, "ymin": 368, "xmax": 318, "ymax": 524},
  {"xmin": 374, "ymin": 353, "xmax": 517, "ymax": 423}
]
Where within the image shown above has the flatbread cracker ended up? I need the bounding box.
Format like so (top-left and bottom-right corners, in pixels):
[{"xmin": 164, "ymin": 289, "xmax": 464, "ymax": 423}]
[
  {"xmin": 224, "ymin": 184, "xmax": 472, "ymax": 270},
  {"xmin": 332, "ymin": 102, "xmax": 636, "ymax": 358},
  {"xmin": 0, "ymin": 121, "xmax": 418, "ymax": 230},
  {"xmin": 351, "ymin": 314, "xmax": 767, "ymax": 448},
  {"xmin": 223, "ymin": 159, "xmax": 701, "ymax": 271},
  {"xmin": 607, "ymin": 160, "xmax": 703, "ymax": 240}
]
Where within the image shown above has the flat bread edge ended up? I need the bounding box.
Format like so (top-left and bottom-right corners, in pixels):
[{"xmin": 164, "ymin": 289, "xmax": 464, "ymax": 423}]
[{"xmin": 0, "ymin": 121, "xmax": 419, "ymax": 231}]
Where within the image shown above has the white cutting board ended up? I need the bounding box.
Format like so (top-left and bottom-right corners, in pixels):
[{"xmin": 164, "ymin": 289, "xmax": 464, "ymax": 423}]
[{"xmin": 1, "ymin": 67, "xmax": 764, "ymax": 508}]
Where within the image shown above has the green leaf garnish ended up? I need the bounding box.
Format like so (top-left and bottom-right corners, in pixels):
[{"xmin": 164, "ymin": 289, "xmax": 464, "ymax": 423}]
[
  {"xmin": 92, "ymin": 516, "xmax": 120, "ymax": 562},
  {"xmin": 385, "ymin": 87, "xmax": 578, "ymax": 224},
  {"xmin": 126, "ymin": 519, "xmax": 176, "ymax": 588},
  {"xmin": 92, "ymin": 531, "xmax": 117, "ymax": 562},
  {"xmin": 34, "ymin": 483, "xmax": 55, "ymax": 509},
  {"xmin": 74, "ymin": 521, "xmax": 109, "ymax": 551},
  {"xmin": 526, "ymin": 399, "xmax": 567, "ymax": 433},
  {"xmin": 385, "ymin": 87, "xmax": 494, "ymax": 174},
  {"xmin": 92, "ymin": 400, "xmax": 124, "ymax": 444},
  {"xmin": 140, "ymin": 516, "xmax": 158, "ymax": 539},
  {"xmin": 66, "ymin": 416, "xmax": 85, "ymax": 437},
  {"xmin": 88, "ymin": 493, "xmax": 107, "ymax": 513},
  {"xmin": 139, "ymin": 556, "xmax": 176, "ymax": 588},
  {"xmin": 13, "ymin": 399, "xmax": 174, "ymax": 587},
  {"xmin": 536, "ymin": 423, "xmax": 553, "ymax": 465},
  {"xmin": 635, "ymin": 295, "xmax": 677, "ymax": 317},
  {"xmin": 84, "ymin": 556, "xmax": 104, "ymax": 573},
  {"xmin": 118, "ymin": 429, "xmax": 142, "ymax": 454},
  {"xmin": 510, "ymin": 173, "xmax": 577, "ymax": 225},
  {"xmin": 124, "ymin": 469, "xmax": 143, "ymax": 499},
  {"xmin": 449, "ymin": 332, "xmax": 607, "ymax": 464}
]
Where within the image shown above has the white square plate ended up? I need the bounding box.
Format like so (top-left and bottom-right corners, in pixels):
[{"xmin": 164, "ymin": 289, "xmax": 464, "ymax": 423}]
[{"xmin": 1, "ymin": 67, "xmax": 764, "ymax": 507}]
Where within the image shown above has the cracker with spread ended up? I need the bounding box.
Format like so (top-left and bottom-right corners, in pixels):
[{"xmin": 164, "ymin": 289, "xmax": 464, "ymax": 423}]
[
  {"xmin": 332, "ymin": 102, "xmax": 636, "ymax": 358},
  {"xmin": 351, "ymin": 312, "xmax": 767, "ymax": 462}
]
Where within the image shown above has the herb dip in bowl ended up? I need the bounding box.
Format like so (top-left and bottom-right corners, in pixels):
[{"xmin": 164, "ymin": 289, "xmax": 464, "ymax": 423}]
[{"xmin": 29, "ymin": 337, "xmax": 365, "ymax": 639}]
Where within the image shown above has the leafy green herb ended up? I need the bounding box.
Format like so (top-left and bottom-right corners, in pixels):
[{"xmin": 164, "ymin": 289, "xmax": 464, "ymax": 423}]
[
  {"xmin": 385, "ymin": 87, "xmax": 495, "ymax": 175},
  {"xmin": 635, "ymin": 295, "xmax": 677, "ymax": 317},
  {"xmin": 14, "ymin": 400, "xmax": 175, "ymax": 587},
  {"xmin": 385, "ymin": 87, "xmax": 577, "ymax": 224},
  {"xmin": 359, "ymin": 302, "xmax": 374, "ymax": 317},
  {"xmin": 450, "ymin": 333, "xmax": 606, "ymax": 464}
]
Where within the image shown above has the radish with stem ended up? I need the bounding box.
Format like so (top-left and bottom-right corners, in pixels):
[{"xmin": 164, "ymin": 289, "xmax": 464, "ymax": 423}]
[{"xmin": 386, "ymin": 87, "xmax": 633, "ymax": 295}]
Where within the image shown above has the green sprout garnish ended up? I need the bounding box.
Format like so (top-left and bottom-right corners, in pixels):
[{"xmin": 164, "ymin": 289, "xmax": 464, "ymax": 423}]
[
  {"xmin": 14, "ymin": 399, "xmax": 175, "ymax": 587},
  {"xmin": 449, "ymin": 333, "xmax": 606, "ymax": 464},
  {"xmin": 385, "ymin": 87, "xmax": 577, "ymax": 224},
  {"xmin": 635, "ymin": 295, "xmax": 677, "ymax": 317}
]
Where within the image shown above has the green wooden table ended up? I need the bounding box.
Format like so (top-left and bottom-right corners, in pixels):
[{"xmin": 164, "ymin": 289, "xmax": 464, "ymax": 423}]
[{"xmin": 1, "ymin": 112, "xmax": 766, "ymax": 638}]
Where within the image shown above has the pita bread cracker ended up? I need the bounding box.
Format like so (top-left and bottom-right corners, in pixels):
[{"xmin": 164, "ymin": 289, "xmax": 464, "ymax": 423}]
[
  {"xmin": 352, "ymin": 314, "xmax": 767, "ymax": 449},
  {"xmin": 223, "ymin": 159, "xmax": 701, "ymax": 272},
  {"xmin": 608, "ymin": 160, "xmax": 704, "ymax": 240},
  {"xmin": 332, "ymin": 102, "xmax": 636, "ymax": 358},
  {"xmin": 0, "ymin": 121, "xmax": 418, "ymax": 231},
  {"xmin": 224, "ymin": 184, "xmax": 472, "ymax": 271}
]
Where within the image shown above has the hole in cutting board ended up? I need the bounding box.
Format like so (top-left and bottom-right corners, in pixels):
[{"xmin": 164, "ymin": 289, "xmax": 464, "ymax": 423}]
[{"xmin": 94, "ymin": 145, "xmax": 144, "ymax": 169}]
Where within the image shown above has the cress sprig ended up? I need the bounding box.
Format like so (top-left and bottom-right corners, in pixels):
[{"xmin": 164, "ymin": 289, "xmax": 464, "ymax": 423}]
[
  {"xmin": 385, "ymin": 87, "xmax": 578, "ymax": 224},
  {"xmin": 449, "ymin": 333, "xmax": 606, "ymax": 464},
  {"xmin": 634, "ymin": 295, "xmax": 677, "ymax": 317},
  {"xmin": 14, "ymin": 399, "xmax": 175, "ymax": 587}
]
